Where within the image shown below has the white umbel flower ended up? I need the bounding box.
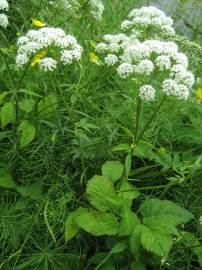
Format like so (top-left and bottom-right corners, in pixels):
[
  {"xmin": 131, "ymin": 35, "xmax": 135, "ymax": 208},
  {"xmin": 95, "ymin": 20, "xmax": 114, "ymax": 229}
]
[
  {"xmin": 104, "ymin": 54, "xmax": 118, "ymax": 66},
  {"xmin": 117, "ymin": 63, "xmax": 134, "ymax": 78},
  {"xmin": 124, "ymin": 6, "xmax": 175, "ymax": 37},
  {"xmin": 162, "ymin": 79, "xmax": 178, "ymax": 96},
  {"xmin": 136, "ymin": 59, "xmax": 154, "ymax": 75},
  {"xmin": 0, "ymin": 13, "xmax": 8, "ymax": 28},
  {"xmin": 90, "ymin": 0, "xmax": 104, "ymax": 21},
  {"xmin": 39, "ymin": 57, "xmax": 57, "ymax": 72},
  {"xmin": 139, "ymin": 85, "xmax": 155, "ymax": 101},
  {"xmin": 155, "ymin": 55, "xmax": 171, "ymax": 71},
  {"xmin": 174, "ymin": 84, "xmax": 189, "ymax": 100},
  {"xmin": 60, "ymin": 50, "xmax": 73, "ymax": 64},
  {"xmin": 16, "ymin": 54, "xmax": 29, "ymax": 67},
  {"xmin": 0, "ymin": 0, "xmax": 8, "ymax": 11},
  {"xmin": 95, "ymin": 42, "xmax": 108, "ymax": 53},
  {"xmin": 16, "ymin": 27, "xmax": 83, "ymax": 70}
]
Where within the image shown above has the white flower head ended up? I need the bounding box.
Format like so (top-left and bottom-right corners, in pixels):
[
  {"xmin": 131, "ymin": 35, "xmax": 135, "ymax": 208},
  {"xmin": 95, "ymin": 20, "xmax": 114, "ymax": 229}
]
[
  {"xmin": 136, "ymin": 59, "xmax": 154, "ymax": 75},
  {"xmin": 162, "ymin": 79, "xmax": 178, "ymax": 96},
  {"xmin": 39, "ymin": 57, "xmax": 57, "ymax": 72},
  {"xmin": 60, "ymin": 50, "xmax": 73, "ymax": 64},
  {"xmin": 139, "ymin": 85, "xmax": 155, "ymax": 101},
  {"xmin": 16, "ymin": 54, "xmax": 29, "ymax": 68},
  {"xmin": 104, "ymin": 54, "xmax": 118, "ymax": 66},
  {"xmin": 155, "ymin": 55, "xmax": 171, "ymax": 71},
  {"xmin": 0, "ymin": 0, "xmax": 9, "ymax": 11},
  {"xmin": 117, "ymin": 63, "xmax": 134, "ymax": 78},
  {"xmin": 89, "ymin": 0, "xmax": 104, "ymax": 21},
  {"xmin": 16, "ymin": 27, "xmax": 83, "ymax": 70},
  {"xmin": 0, "ymin": 13, "xmax": 8, "ymax": 28}
]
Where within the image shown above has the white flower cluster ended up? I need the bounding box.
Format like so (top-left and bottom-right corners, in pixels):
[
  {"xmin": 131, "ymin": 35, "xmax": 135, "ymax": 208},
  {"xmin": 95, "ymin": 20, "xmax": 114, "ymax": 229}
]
[
  {"xmin": 16, "ymin": 27, "xmax": 83, "ymax": 72},
  {"xmin": 0, "ymin": 0, "xmax": 9, "ymax": 28},
  {"xmin": 53, "ymin": 0, "xmax": 104, "ymax": 20},
  {"xmin": 121, "ymin": 6, "xmax": 175, "ymax": 36},
  {"xmin": 89, "ymin": 0, "xmax": 104, "ymax": 21},
  {"xmin": 199, "ymin": 216, "xmax": 202, "ymax": 225},
  {"xmin": 95, "ymin": 33, "xmax": 194, "ymax": 101},
  {"xmin": 119, "ymin": 39, "xmax": 194, "ymax": 100}
]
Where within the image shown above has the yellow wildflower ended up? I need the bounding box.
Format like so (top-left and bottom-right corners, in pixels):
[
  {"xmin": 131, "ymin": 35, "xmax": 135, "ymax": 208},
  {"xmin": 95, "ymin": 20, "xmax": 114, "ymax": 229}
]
[
  {"xmin": 31, "ymin": 18, "xmax": 46, "ymax": 27},
  {"xmin": 31, "ymin": 51, "xmax": 47, "ymax": 67},
  {"xmin": 89, "ymin": 52, "xmax": 99, "ymax": 63},
  {"xmin": 196, "ymin": 88, "xmax": 202, "ymax": 101},
  {"xmin": 90, "ymin": 40, "xmax": 97, "ymax": 49}
]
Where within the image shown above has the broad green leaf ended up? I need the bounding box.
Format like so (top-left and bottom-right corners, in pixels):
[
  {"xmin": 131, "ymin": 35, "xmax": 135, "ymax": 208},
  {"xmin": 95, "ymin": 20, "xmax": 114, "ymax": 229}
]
[
  {"xmin": 130, "ymin": 262, "xmax": 146, "ymax": 270},
  {"xmin": 119, "ymin": 209, "xmax": 140, "ymax": 236},
  {"xmin": 118, "ymin": 180, "xmax": 140, "ymax": 209},
  {"xmin": 143, "ymin": 216, "xmax": 179, "ymax": 236},
  {"xmin": 130, "ymin": 224, "xmax": 143, "ymax": 260},
  {"xmin": 1, "ymin": 102, "xmax": 15, "ymax": 127},
  {"xmin": 102, "ymin": 161, "xmax": 124, "ymax": 183},
  {"xmin": 65, "ymin": 208, "xmax": 82, "ymax": 242},
  {"xmin": 38, "ymin": 94, "xmax": 58, "ymax": 118},
  {"xmin": 140, "ymin": 198, "xmax": 193, "ymax": 226},
  {"xmin": 110, "ymin": 241, "xmax": 127, "ymax": 254},
  {"xmin": 140, "ymin": 225, "xmax": 173, "ymax": 258},
  {"xmin": 74, "ymin": 207, "xmax": 118, "ymax": 236},
  {"xmin": 86, "ymin": 175, "xmax": 122, "ymax": 213},
  {"xmin": 0, "ymin": 172, "xmax": 16, "ymax": 188},
  {"xmin": 19, "ymin": 98, "xmax": 35, "ymax": 113},
  {"xmin": 18, "ymin": 120, "xmax": 36, "ymax": 147}
]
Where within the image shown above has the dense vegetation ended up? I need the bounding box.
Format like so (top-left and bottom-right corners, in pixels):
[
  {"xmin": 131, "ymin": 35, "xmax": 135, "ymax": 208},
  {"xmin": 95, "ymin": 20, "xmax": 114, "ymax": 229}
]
[{"xmin": 0, "ymin": 0, "xmax": 202, "ymax": 269}]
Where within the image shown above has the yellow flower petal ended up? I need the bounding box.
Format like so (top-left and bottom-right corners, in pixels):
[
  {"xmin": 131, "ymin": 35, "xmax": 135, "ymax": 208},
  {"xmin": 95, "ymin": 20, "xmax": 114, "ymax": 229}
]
[
  {"xmin": 31, "ymin": 18, "xmax": 46, "ymax": 27},
  {"xmin": 89, "ymin": 52, "xmax": 99, "ymax": 63},
  {"xmin": 90, "ymin": 40, "xmax": 97, "ymax": 49},
  {"xmin": 196, "ymin": 88, "xmax": 202, "ymax": 101},
  {"xmin": 31, "ymin": 50, "xmax": 47, "ymax": 67}
]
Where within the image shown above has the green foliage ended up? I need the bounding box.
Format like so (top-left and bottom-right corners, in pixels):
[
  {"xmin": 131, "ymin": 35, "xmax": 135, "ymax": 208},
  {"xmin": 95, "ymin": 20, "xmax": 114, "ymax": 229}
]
[
  {"xmin": 65, "ymin": 161, "xmax": 194, "ymax": 268},
  {"xmin": 18, "ymin": 120, "xmax": 36, "ymax": 147}
]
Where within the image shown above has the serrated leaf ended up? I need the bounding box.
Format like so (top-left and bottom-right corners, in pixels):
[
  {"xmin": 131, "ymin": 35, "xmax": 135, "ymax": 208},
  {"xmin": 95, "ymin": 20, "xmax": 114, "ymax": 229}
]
[
  {"xmin": 140, "ymin": 198, "xmax": 194, "ymax": 226},
  {"xmin": 86, "ymin": 175, "xmax": 122, "ymax": 213},
  {"xmin": 74, "ymin": 207, "xmax": 118, "ymax": 236},
  {"xmin": 18, "ymin": 120, "xmax": 36, "ymax": 147},
  {"xmin": 19, "ymin": 98, "xmax": 35, "ymax": 113},
  {"xmin": 130, "ymin": 224, "xmax": 143, "ymax": 260},
  {"xmin": 0, "ymin": 172, "xmax": 16, "ymax": 189},
  {"xmin": 1, "ymin": 102, "xmax": 15, "ymax": 127},
  {"xmin": 118, "ymin": 180, "xmax": 140, "ymax": 209},
  {"xmin": 143, "ymin": 216, "xmax": 179, "ymax": 236},
  {"xmin": 119, "ymin": 209, "xmax": 140, "ymax": 236},
  {"xmin": 65, "ymin": 208, "xmax": 82, "ymax": 242},
  {"xmin": 140, "ymin": 225, "xmax": 173, "ymax": 258},
  {"xmin": 102, "ymin": 161, "xmax": 124, "ymax": 183},
  {"xmin": 110, "ymin": 241, "xmax": 127, "ymax": 254}
]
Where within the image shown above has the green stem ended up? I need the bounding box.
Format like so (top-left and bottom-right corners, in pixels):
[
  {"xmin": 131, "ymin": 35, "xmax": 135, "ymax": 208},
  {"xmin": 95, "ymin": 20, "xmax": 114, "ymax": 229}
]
[
  {"xmin": 134, "ymin": 98, "xmax": 142, "ymax": 143},
  {"xmin": 136, "ymin": 95, "xmax": 167, "ymax": 143}
]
